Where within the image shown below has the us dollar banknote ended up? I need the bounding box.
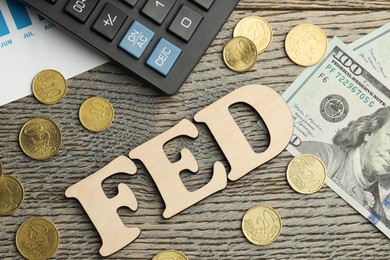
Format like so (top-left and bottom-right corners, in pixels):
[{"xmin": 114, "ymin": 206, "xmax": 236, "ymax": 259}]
[
  {"xmin": 350, "ymin": 22, "xmax": 390, "ymax": 80},
  {"xmin": 282, "ymin": 37, "xmax": 390, "ymax": 238}
]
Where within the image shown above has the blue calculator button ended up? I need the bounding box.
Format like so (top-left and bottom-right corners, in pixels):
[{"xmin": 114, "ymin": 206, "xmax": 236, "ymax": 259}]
[
  {"xmin": 119, "ymin": 21, "xmax": 154, "ymax": 59},
  {"xmin": 146, "ymin": 38, "xmax": 182, "ymax": 76}
]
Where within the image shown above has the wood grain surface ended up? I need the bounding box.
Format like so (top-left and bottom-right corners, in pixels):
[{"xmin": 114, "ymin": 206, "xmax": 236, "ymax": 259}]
[{"xmin": 1, "ymin": 0, "xmax": 390, "ymax": 259}]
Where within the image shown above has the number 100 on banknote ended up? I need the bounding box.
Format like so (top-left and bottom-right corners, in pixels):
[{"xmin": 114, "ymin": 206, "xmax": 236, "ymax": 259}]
[{"xmin": 284, "ymin": 37, "xmax": 388, "ymax": 145}]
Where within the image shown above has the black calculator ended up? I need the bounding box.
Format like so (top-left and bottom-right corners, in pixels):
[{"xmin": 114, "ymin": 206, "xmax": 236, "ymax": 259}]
[{"xmin": 18, "ymin": 0, "xmax": 240, "ymax": 94}]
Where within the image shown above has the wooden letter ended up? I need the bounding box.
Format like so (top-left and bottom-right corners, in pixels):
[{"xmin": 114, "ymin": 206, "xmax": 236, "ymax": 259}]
[
  {"xmin": 194, "ymin": 84, "xmax": 293, "ymax": 181},
  {"xmin": 65, "ymin": 156, "xmax": 140, "ymax": 257},
  {"xmin": 129, "ymin": 119, "xmax": 227, "ymax": 219}
]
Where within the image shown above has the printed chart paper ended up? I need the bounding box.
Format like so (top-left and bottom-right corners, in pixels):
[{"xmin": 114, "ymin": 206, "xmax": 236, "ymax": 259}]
[{"xmin": 0, "ymin": 0, "xmax": 107, "ymax": 107}]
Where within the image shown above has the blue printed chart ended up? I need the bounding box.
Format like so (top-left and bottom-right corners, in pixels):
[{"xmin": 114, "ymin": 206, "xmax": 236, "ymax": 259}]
[
  {"xmin": 0, "ymin": 0, "xmax": 55, "ymax": 48},
  {"xmin": 0, "ymin": 0, "xmax": 43, "ymax": 38},
  {"xmin": 0, "ymin": 0, "xmax": 107, "ymax": 106}
]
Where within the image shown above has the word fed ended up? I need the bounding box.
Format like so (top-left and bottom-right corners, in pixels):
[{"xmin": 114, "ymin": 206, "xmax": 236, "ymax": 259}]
[{"xmin": 65, "ymin": 84, "xmax": 294, "ymax": 256}]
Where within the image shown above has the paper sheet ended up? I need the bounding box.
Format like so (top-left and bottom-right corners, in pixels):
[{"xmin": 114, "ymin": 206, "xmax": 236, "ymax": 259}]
[{"xmin": 0, "ymin": 0, "xmax": 107, "ymax": 106}]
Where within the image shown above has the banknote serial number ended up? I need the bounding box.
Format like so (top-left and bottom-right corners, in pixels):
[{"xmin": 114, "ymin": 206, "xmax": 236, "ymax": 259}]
[{"xmin": 319, "ymin": 64, "xmax": 375, "ymax": 108}]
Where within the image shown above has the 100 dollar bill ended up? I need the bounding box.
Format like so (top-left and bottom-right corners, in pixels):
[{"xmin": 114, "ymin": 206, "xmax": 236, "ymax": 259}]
[{"xmin": 283, "ymin": 37, "xmax": 390, "ymax": 238}]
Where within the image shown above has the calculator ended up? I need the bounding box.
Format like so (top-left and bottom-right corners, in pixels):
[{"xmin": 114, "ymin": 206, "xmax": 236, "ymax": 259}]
[{"xmin": 18, "ymin": 0, "xmax": 240, "ymax": 94}]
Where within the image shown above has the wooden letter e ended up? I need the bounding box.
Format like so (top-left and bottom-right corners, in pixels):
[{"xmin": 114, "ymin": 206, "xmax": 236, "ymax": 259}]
[{"xmin": 129, "ymin": 119, "xmax": 227, "ymax": 219}]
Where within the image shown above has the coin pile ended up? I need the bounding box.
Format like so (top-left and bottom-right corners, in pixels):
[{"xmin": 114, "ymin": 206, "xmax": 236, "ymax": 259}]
[
  {"xmin": 242, "ymin": 205, "xmax": 282, "ymax": 245},
  {"xmin": 285, "ymin": 24, "xmax": 328, "ymax": 66},
  {"xmin": 79, "ymin": 96, "xmax": 114, "ymax": 132},
  {"xmin": 32, "ymin": 69, "xmax": 67, "ymax": 105},
  {"xmin": 286, "ymin": 154, "xmax": 327, "ymax": 194},
  {"xmin": 16, "ymin": 217, "xmax": 59, "ymax": 260},
  {"xmin": 223, "ymin": 16, "xmax": 273, "ymax": 72},
  {"xmin": 153, "ymin": 249, "xmax": 189, "ymax": 260},
  {"xmin": 234, "ymin": 16, "xmax": 273, "ymax": 54},
  {"xmin": 0, "ymin": 163, "xmax": 24, "ymax": 215}
]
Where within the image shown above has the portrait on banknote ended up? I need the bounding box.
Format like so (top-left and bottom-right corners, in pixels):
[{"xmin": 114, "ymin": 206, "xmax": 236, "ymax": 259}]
[
  {"xmin": 294, "ymin": 106, "xmax": 390, "ymax": 227},
  {"xmin": 282, "ymin": 37, "xmax": 390, "ymax": 237}
]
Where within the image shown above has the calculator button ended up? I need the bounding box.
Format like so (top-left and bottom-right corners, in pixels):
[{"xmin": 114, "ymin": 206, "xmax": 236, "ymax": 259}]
[
  {"xmin": 191, "ymin": 0, "xmax": 214, "ymax": 10},
  {"xmin": 92, "ymin": 4, "xmax": 127, "ymax": 41},
  {"xmin": 64, "ymin": 0, "xmax": 99, "ymax": 24},
  {"xmin": 146, "ymin": 38, "xmax": 181, "ymax": 76},
  {"xmin": 119, "ymin": 21, "xmax": 155, "ymax": 59},
  {"xmin": 120, "ymin": 0, "xmax": 138, "ymax": 7},
  {"xmin": 142, "ymin": 0, "xmax": 176, "ymax": 25},
  {"xmin": 168, "ymin": 5, "xmax": 203, "ymax": 42}
]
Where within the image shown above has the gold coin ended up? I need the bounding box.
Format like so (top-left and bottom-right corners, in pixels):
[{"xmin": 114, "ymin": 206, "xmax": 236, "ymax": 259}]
[
  {"xmin": 32, "ymin": 70, "xmax": 67, "ymax": 105},
  {"xmin": 223, "ymin": 36, "xmax": 257, "ymax": 72},
  {"xmin": 286, "ymin": 154, "xmax": 327, "ymax": 194},
  {"xmin": 233, "ymin": 16, "xmax": 273, "ymax": 54},
  {"xmin": 0, "ymin": 174, "xmax": 24, "ymax": 215},
  {"xmin": 152, "ymin": 250, "xmax": 189, "ymax": 260},
  {"xmin": 19, "ymin": 117, "xmax": 62, "ymax": 160},
  {"xmin": 285, "ymin": 24, "xmax": 328, "ymax": 66},
  {"xmin": 16, "ymin": 217, "xmax": 59, "ymax": 260},
  {"xmin": 242, "ymin": 205, "xmax": 282, "ymax": 245},
  {"xmin": 79, "ymin": 97, "xmax": 114, "ymax": 132}
]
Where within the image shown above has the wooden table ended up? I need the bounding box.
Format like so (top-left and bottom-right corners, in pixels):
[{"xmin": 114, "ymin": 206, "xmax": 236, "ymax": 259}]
[{"xmin": 1, "ymin": 0, "xmax": 390, "ymax": 259}]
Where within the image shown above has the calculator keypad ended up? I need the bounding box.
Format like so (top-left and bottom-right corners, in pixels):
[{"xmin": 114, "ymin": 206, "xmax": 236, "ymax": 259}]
[
  {"xmin": 64, "ymin": 0, "xmax": 204, "ymax": 75},
  {"xmin": 23, "ymin": 0, "xmax": 239, "ymax": 94}
]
